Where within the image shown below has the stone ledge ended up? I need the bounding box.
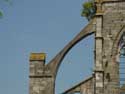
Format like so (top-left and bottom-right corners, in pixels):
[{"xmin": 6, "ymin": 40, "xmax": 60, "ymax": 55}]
[
  {"xmin": 95, "ymin": 0, "xmax": 125, "ymax": 3},
  {"xmin": 30, "ymin": 53, "xmax": 46, "ymax": 61},
  {"xmin": 29, "ymin": 75, "xmax": 52, "ymax": 78}
]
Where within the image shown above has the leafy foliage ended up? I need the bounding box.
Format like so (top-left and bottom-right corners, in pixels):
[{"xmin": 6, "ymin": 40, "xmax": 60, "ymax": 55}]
[
  {"xmin": 81, "ymin": 0, "xmax": 96, "ymax": 21},
  {"xmin": 0, "ymin": 0, "xmax": 10, "ymax": 18},
  {"xmin": 0, "ymin": 11, "xmax": 3, "ymax": 17}
]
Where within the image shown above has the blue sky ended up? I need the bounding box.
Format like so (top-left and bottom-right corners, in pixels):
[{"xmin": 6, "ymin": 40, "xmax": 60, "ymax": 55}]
[{"xmin": 0, "ymin": 0, "xmax": 94, "ymax": 94}]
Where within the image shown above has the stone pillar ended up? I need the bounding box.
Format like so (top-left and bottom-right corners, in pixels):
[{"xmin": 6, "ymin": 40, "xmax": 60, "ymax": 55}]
[
  {"xmin": 94, "ymin": 1, "xmax": 104, "ymax": 94},
  {"xmin": 29, "ymin": 53, "xmax": 54, "ymax": 94}
]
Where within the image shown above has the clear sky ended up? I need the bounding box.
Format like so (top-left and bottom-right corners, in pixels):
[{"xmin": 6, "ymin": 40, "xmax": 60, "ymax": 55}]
[{"xmin": 0, "ymin": 0, "xmax": 94, "ymax": 94}]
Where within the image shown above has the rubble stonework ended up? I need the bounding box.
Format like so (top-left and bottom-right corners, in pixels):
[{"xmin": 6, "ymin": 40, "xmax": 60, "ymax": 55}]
[{"xmin": 29, "ymin": 0, "xmax": 125, "ymax": 94}]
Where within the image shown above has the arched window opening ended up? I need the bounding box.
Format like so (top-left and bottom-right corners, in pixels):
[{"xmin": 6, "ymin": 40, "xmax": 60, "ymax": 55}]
[
  {"xmin": 119, "ymin": 33, "xmax": 125, "ymax": 93},
  {"xmin": 119, "ymin": 47, "xmax": 125, "ymax": 89}
]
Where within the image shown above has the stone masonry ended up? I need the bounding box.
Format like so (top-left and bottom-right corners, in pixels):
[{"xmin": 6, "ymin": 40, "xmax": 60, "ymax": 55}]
[
  {"xmin": 29, "ymin": 0, "xmax": 125, "ymax": 94},
  {"xmin": 95, "ymin": 0, "xmax": 125, "ymax": 94},
  {"xmin": 62, "ymin": 76, "xmax": 94, "ymax": 94},
  {"xmin": 29, "ymin": 53, "xmax": 54, "ymax": 94}
]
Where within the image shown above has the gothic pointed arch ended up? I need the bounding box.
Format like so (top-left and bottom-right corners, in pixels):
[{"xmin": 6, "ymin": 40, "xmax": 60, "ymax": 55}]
[{"xmin": 111, "ymin": 25, "xmax": 125, "ymax": 57}]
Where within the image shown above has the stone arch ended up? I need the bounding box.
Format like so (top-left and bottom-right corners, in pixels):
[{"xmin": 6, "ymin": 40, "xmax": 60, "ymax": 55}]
[
  {"xmin": 46, "ymin": 18, "xmax": 96, "ymax": 78},
  {"xmin": 111, "ymin": 25, "xmax": 125, "ymax": 57},
  {"xmin": 55, "ymin": 34, "xmax": 94, "ymax": 94},
  {"xmin": 29, "ymin": 18, "xmax": 96, "ymax": 94}
]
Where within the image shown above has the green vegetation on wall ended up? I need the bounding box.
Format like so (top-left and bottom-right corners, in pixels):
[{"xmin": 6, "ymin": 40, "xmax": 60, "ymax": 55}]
[{"xmin": 81, "ymin": 0, "xmax": 96, "ymax": 21}]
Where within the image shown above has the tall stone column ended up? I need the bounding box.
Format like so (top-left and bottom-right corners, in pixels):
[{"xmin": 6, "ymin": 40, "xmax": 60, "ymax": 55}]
[{"xmin": 94, "ymin": 1, "xmax": 104, "ymax": 94}]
